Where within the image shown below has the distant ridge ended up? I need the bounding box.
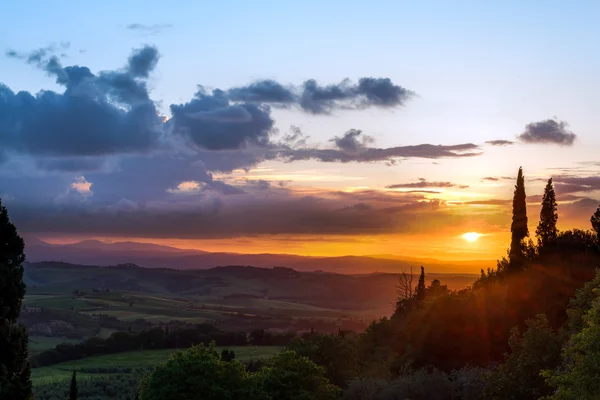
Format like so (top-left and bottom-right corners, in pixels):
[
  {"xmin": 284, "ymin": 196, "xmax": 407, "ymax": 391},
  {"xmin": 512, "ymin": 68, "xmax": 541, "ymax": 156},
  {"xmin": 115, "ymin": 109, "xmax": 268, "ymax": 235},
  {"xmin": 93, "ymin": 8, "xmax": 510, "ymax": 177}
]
[{"xmin": 24, "ymin": 237, "xmax": 494, "ymax": 274}]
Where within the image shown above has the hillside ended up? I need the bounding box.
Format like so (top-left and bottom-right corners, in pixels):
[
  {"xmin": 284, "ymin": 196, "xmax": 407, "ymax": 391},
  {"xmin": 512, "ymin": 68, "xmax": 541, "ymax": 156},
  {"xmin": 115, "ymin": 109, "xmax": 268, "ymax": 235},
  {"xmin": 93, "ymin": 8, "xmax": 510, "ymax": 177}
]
[{"xmin": 24, "ymin": 237, "xmax": 495, "ymax": 274}]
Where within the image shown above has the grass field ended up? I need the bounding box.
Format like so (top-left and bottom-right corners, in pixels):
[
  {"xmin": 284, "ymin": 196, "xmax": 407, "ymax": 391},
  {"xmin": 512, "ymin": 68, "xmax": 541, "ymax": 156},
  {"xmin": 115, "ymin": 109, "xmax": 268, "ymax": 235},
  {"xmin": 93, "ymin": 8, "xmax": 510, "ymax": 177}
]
[{"xmin": 32, "ymin": 346, "xmax": 282, "ymax": 385}]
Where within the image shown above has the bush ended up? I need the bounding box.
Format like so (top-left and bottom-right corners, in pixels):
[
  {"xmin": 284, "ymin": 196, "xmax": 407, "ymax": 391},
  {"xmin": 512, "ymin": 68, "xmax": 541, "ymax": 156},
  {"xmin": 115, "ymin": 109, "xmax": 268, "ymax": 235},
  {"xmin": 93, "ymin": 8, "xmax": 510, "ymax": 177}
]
[{"xmin": 343, "ymin": 367, "xmax": 488, "ymax": 400}]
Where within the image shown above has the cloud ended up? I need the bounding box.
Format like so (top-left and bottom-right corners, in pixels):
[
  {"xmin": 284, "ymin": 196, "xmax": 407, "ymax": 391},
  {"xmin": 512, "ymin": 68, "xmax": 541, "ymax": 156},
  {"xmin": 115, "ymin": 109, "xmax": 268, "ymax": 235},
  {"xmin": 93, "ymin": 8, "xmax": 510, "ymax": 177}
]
[
  {"xmin": 225, "ymin": 77, "xmax": 413, "ymax": 114},
  {"xmin": 35, "ymin": 157, "xmax": 109, "ymax": 172},
  {"xmin": 299, "ymin": 77, "xmax": 412, "ymax": 114},
  {"xmin": 481, "ymin": 176, "xmax": 513, "ymax": 182},
  {"xmin": 70, "ymin": 176, "xmax": 93, "ymax": 196},
  {"xmin": 1, "ymin": 44, "xmax": 499, "ymax": 242},
  {"xmin": 170, "ymin": 87, "xmax": 274, "ymax": 150},
  {"xmin": 552, "ymin": 176, "xmax": 600, "ymax": 194},
  {"xmin": 485, "ymin": 140, "xmax": 514, "ymax": 146},
  {"xmin": 278, "ymin": 130, "xmax": 482, "ymax": 163},
  {"xmin": 1, "ymin": 45, "xmax": 163, "ymax": 159},
  {"xmin": 8, "ymin": 187, "xmax": 507, "ymax": 239},
  {"xmin": 127, "ymin": 46, "xmax": 159, "ymax": 78},
  {"xmin": 167, "ymin": 180, "xmax": 204, "ymax": 194},
  {"xmin": 331, "ymin": 129, "xmax": 375, "ymax": 153},
  {"xmin": 517, "ymin": 119, "xmax": 577, "ymax": 146},
  {"xmin": 227, "ymin": 80, "xmax": 296, "ymax": 104},
  {"xmin": 386, "ymin": 178, "xmax": 469, "ymax": 189},
  {"xmin": 126, "ymin": 23, "xmax": 172, "ymax": 35}
]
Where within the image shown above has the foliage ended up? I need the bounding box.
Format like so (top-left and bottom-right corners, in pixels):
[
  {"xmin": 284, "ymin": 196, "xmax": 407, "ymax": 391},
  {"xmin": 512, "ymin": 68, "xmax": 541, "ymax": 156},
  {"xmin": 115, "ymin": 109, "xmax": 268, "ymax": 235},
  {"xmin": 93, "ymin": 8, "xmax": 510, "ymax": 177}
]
[
  {"xmin": 34, "ymin": 371, "xmax": 144, "ymax": 400},
  {"xmin": 138, "ymin": 345, "xmax": 340, "ymax": 400},
  {"xmin": 69, "ymin": 370, "xmax": 77, "ymax": 400},
  {"xmin": 138, "ymin": 343, "xmax": 265, "ymax": 400},
  {"xmin": 536, "ymin": 178, "xmax": 559, "ymax": 249},
  {"xmin": 256, "ymin": 350, "xmax": 342, "ymax": 400},
  {"xmin": 287, "ymin": 332, "xmax": 360, "ymax": 387},
  {"xmin": 560, "ymin": 270, "xmax": 600, "ymax": 336},
  {"xmin": 591, "ymin": 205, "xmax": 600, "ymax": 242},
  {"xmin": 221, "ymin": 348, "xmax": 236, "ymax": 362},
  {"xmin": 543, "ymin": 276, "xmax": 600, "ymax": 399},
  {"xmin": 343, "ymin": 367, "xmax": 489, "ymax": 400},
  {"xmin": 0, "ymin": 198, "xmax": 32, "ymax": 400},
  {"xmin": 485, "ymin": 314, "xmax": 561, "ymax": 399},
  {"xmin": 509, "ymin": 167, "xmax": 529, "ymax": 267},
  {"xmin": 416, "ymin": 267, "xmax": 426, "ymax": 303},
  {"xmin": 31, "ymin": 324, "xmax": 292, "ymax": 367}
]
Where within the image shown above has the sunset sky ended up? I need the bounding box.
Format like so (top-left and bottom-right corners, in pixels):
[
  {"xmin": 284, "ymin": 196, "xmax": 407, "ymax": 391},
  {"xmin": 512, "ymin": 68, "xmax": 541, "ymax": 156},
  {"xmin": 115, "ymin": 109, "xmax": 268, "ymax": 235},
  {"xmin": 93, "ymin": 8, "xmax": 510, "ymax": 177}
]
[{"xmin": 1, "ymin": 1, "xmax": 600, "ymax": 260}]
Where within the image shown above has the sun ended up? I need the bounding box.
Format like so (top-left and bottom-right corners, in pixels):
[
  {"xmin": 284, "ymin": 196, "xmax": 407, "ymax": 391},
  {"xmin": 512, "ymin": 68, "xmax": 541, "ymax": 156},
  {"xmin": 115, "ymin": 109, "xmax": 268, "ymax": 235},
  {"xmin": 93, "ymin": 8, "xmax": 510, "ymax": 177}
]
[{"xmin": 462, "ymin": 232, "xmax": 481, "ymax": 242}]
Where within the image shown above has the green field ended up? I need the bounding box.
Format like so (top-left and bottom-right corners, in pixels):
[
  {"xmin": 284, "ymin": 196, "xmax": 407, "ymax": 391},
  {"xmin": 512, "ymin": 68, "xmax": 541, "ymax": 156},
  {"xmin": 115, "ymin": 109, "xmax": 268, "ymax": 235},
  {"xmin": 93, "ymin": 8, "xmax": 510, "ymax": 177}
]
[{"xmin": 32, "ymin": 346, "xmax": 281, "ymax": 385}]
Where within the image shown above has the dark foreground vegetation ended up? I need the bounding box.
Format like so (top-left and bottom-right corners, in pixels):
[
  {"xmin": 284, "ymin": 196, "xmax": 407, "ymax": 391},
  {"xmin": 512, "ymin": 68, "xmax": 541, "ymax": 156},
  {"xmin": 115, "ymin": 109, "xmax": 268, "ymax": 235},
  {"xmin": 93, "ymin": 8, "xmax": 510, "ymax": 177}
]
[
  {"xmin": 3, "ymin": 167, "xmax": 600, "ymax": 399},
  {"xmin": 30, "ymin": 324, "xmax": 293, "ymax": 367}
]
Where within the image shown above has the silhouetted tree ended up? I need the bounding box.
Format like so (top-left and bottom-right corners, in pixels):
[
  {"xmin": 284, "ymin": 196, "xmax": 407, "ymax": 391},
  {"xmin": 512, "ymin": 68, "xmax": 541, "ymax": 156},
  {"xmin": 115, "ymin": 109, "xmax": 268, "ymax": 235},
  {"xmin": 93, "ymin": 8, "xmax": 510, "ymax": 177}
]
[
  {"xmin": 591, "ymin": 205, "xmax": 600, "ymax": 243},
  {"xmin": 220, "ymin": 348, "xmax": 235, "ymax": 362},
  {"xmin": 394, "ymin": 267, "xmax": 416, "ymax": 315},
  {"xmin": 536, "ymin": 178, "xmax": 558, "ymax": 249},
  {"xmin": 416, "ymin": 266, "xmax": 426, "ymax": 303},
  {"xmin": 69, "ymin": 370, "xmax": 78, "ymax": 400},
  {"xmin": 509, "ymin": 167, "xmax": 529, "ymax": 268},
  {"xmin": 0, "ymin": 199, "xmax": 32, "ymax": 400}
]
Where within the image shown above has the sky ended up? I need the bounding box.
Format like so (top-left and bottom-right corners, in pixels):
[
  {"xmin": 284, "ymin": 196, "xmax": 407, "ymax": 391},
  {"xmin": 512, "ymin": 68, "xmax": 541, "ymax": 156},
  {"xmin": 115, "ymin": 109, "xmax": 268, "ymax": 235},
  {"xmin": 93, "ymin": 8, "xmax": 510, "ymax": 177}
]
[{"xmin": 1, "ymin": 0, "xmax": 600, "ymax": 260}]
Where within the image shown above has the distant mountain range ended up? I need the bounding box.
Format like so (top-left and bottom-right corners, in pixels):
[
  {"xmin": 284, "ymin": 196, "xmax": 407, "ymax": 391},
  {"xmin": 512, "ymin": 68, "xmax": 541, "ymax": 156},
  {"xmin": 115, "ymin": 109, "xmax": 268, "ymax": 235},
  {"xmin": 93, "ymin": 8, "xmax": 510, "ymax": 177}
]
[{"xmin": 23, "ymin": 236, "xmax": 495, "ymax": 274}]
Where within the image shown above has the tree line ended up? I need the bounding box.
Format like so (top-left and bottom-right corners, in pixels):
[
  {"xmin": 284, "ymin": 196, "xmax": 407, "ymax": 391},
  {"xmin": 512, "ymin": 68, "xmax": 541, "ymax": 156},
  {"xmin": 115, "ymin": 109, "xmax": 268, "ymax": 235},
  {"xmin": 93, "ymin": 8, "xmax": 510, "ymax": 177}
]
[{"xmin": 31, "ymin": 325, "xmax": 295, "ymax": 367}]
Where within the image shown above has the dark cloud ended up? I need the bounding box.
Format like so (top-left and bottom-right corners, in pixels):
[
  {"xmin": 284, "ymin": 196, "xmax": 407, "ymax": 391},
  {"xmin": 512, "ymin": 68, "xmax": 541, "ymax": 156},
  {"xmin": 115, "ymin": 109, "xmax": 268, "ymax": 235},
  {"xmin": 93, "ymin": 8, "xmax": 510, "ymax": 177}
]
[
  {"xmin": 8, "ymin": 188, "xmax": 502, "ymax": 239},
  {"xmin": 170, "ymin": 87, "xmax": 274, "ymax": 150},
  {"xmin": 226, "ymin": 78, "xmax": 412, "ymax": 114},
  {"xmin": 278, "ymin": 130, "xmax": 482, "ymax": 163},
  {"xmin": 35, "ymin": 157, "xmax": 109, "ymax": 172},
  {"xmin": 227, "ymin": 80, "xmax": 296, "ymax": 104},
  {"xmin": 1, "ymin": 44, "xmax": 498, "ymax": 242},
  {"xmin": 331, "ymin": 129, "xmax": 374, "ymax": 153},
  {"xmin": 485, "ymin": 140, "xmax": 514, "ymax": 146},
  {"xmin": 127, "ymin": 46, "xmax": 159, "ymax": 78},
  {"xmin": 126, "ymin": 23, "xmax": 172, "ymax": 35},
  {"xmin": 1, "ymin": 45, "xmax": 163, "ymax": 158},
  {"xmin": 558, "ymin": 197, "xmax": 600, "ymax": 225},
  {"xmin": 299, "ymin": 77, "xmax": 412, "ymax": 114},
  {"xmin": 386, "ymin": 178, "xmax": 469, "ymax": 189},
  {"xmin": 517, "ymin": 119, "xmax": 577, "ymax": 146},
  {"xmin": 552, "ymin": 176, "xmax": 600, "ymax": 194}
]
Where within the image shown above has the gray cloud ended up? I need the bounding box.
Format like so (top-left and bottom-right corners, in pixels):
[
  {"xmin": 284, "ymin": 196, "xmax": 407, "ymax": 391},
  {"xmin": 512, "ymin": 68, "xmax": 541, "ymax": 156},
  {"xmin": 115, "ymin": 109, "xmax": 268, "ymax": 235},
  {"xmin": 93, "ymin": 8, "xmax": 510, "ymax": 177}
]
[
  {"xmin": 170, "ymin": 87, "xmax": 274, "ymax": 150},
  {"xmin": 481, "ymin": 176, "xmax": 513, "ymax": 182},
  {"xmin": 2, "ymin": 45, "xmax": 163, "ymax": 158},
  {"xmin": 300, "ymin": 77, "xmax": 412, "ymax": 114},
  {"xmin": 331, "ymin": 129, "xmax": 374, "ymax": 153},
  {"xmin": 278, "ymin": 130, "xmax": 482, "ymax": 163},
  {"xmin": 386, "ymin": 178, "xmax": 469, "ymax": 189},
  {"xmin": 126, "ymin": 23, "xmax": 172, "ymax": 35},
  {"xmin": 227, "ymin": 80, "xmax": 296, "ymax": 104},
  {"xmin": 485, "ymin": 140, "xmax": 514, "ymax": 146},
  {"xmin": 517, "ymin": 119, "xmax": 577, "ymax": 146},
  {"xmin": 127, "ymin": 46, "xmax": 159, "ymax": 78},
  {"xmin": 35, "ymin": 157, "xmax": 109, "ymax": 172},
  {"xmin": 225, "ymin": 77, "xmax": 413, "ymax": 114},
  {"xmin": 552, "ymin": 176, "xmax": 600, "ymax": 194},
  {"xmin": 7, "ymin": 188, "xmax": 497, "ymax": 239}
]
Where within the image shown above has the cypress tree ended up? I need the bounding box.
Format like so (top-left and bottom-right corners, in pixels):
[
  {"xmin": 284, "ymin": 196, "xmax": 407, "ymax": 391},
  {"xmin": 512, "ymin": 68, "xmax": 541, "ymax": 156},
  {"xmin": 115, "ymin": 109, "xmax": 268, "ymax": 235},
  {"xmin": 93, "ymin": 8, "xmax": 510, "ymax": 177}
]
[
  {"xmin": 509, "ymin": 167, "xmax": 529, "ymax": 268},
  {"xmin": 0, "ymin": 199, "xmax": 32, "ymax": 400},
  {"xmin": 70, "ymin": 370, "xmax": 78, "ymax": 400},
  {"xmin": 536, "ymin": 178, "xmax": 558, "ymax": 248},
  {"xmin": 416, "ymin": 266, "xmax": 426, "ymax": 302},
  {"xmin": 591, "ymin": 205, "xmax": 600, "ymax": 243}
]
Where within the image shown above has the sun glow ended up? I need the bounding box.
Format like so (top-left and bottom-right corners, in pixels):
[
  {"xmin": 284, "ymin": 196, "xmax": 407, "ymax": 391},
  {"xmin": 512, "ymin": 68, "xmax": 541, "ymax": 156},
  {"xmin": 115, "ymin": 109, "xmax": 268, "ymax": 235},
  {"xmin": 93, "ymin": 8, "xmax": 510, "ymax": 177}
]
[{"xmin": 462, "ymin": 232, "xmax": 481, "ymax": 242}]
